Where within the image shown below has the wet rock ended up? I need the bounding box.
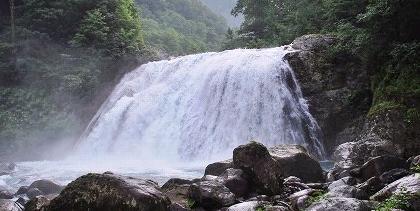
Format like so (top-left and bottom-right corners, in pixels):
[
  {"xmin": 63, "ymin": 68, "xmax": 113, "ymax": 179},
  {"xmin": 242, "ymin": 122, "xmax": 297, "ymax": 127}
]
[
  {"xmin": 48, "ymin": 173, "xmax": 171, "ymax": 211},
  {"xmin": 291, "ymin": 34, "xmax": 336, "ymax": 51},
  {"xmin": 371, "ymin": 174, "xmax": 420, "ymax": 202},
  {"xmin": 204, "ymin": 159, "xmax": 233, "ymax": 176},
  {"xmin": 25, "ymin": 196, "xmax": 50, "ymax": 211},
  {"xmin": 187, "ymin": 180, "xmax": 236, "ymax": 209},
  {"xmin": 161, "ymin": 179, "xmax": 191, "ymax": 209},
  {"xmin": 283, "ymin": 176, "xmax": 302, "ymax": 184},
  {"xmin": 15, "ymin": 186, "xmax": 29, "ymax": 195},
  {"xmin": 27, "ymin": 188, "xmax": 43, "ymax": 200},
  {"xmin": 0, "ymin": 190, "xmax": 13, "ymax": 199},
  {"xmin": 356, "ymin": 177, "xmax": 384, "ymax": 197},
  {"xmin": 217, "ymin": 168, "xmax": 250, "ymax": 197},
  {"xmin": 351, "ymin": 155, "xmax": 408, "ymax": 181},
  {"xmin": 379, "ymin": 168, "xmax": 410, "ymax": 184},
  {"xmin": 0, "ymin": 199, "xmax": 21, "ymax": 211},
  {"xmin": 306, "ymin": 197, "xmax": 375, "ymax": 211},
  {"xmin": 245, "ymin": 195, "xmax": 270, "ymax": 202},
  {"xmin": 28, "ymin": 180, "xmax": 64, "ymax": 195}
]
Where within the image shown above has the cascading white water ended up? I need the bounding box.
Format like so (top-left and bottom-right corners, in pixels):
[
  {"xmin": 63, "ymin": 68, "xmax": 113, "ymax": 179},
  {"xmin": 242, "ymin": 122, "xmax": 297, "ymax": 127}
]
[{"xmin": 75, "ymin": 46, "xmax": 325, "ymax": 161}]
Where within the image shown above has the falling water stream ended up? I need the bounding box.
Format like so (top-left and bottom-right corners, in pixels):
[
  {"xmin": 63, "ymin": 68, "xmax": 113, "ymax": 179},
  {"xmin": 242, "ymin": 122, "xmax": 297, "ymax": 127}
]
[{"xmin": 1, "ymin": 47, "xmax": 325, "ymax": 192}]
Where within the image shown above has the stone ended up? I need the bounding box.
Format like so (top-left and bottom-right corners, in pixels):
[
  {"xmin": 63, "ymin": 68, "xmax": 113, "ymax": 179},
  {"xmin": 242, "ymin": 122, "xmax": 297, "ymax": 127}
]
[
  {"xmin": 0, "ymin": 190, "xmax": 13, "ymax": 199},
  {"xmin": 351, "ymin": 155, "xmax": 408, "ymax": 181},
  {"xmin": 15, "ymin": 186, "xmax": 29, "ymax": 195},
  {"xmin": 288, "ymin": 189, "xmax": 318, "ymax": 211},
  {"xmin": 325, "ymin": 185, "xmax": 367, "ymax": 200},
  {"xmin": 283, "ymin": 176, "xmax": 302, "ymax": 184},
  {"xmin": 327, "ymin": 176, "xmax": 357, "ymax": 190},
  {"xmin": 291, "ymin": 34, "xmax": 336, "ymax": 51},
  {"xmin": 233, "ymin": 142, "xmax": 323, "ymax": 195},
  {"xmin": 48, "ymin": 173, "xmax": 171, "ymax": 211},
  {"xmin": 161, "ymin": 178, "xmax": 193, "ymax": 190},
  {"xmin": 26, "ymin": 188, "xmax": 43, "ymax": 200},
  {"xmin": 169, "ymin": 203, "xmax": 189, "ymax": 211},
  {"xmin": 306, "ymin": 197, "xmax": 375, "ymax": 211},
  {"xmin": 409, "ymin": 155, "xmax": 420, "ymax": 168},
  {"xmin": 25, "ymin": 196, "xmax": 50, "ymax": 211},
  {"xmin": 217, "ymin": 168, "xmax": 250, "ymax": 197},
  {"xmin": 204, "ymin": 159, "xmax": 233, "ymax": 176},
  {"xmin": 0, "ymin": 199, "xmax": 21, "ymax": 211},
  {"xmin": 187, "ymin": 180, "xmax": 236, "ymax": 209},
  {"xmin": 379, "ymin": 168, "xmax": 410, "ymax": 184},
  {"xmin": 371, "ymin": 174, "xmax": 420, "ymax": 202},
  {"xmin": 227, "ymin": 201, "xmax": 269, "ymax": 211},
  {"xmin": 233, "ymin": 142, "xmax": 284, "ymax": 195},
  {"xmin": 356, "ymin": 177, "xmax": 384, "ymax": 197},
  {"xmin": 28, "ymin": 180, "xmax": 64, "ymax": 195}
]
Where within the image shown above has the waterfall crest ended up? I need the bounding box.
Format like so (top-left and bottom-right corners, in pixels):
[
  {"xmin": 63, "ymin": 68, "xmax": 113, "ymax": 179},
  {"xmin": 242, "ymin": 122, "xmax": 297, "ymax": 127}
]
[{"xmin": 75, "ymin": 47, "xmax": 325, "ymax": 161}]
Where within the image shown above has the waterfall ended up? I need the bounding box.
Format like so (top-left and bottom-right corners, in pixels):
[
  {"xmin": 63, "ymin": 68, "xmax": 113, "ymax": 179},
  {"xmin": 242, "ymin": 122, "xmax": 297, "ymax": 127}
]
[{"xmin": 75, "ymin": 47, "xmax": 325, "ymax": 162}]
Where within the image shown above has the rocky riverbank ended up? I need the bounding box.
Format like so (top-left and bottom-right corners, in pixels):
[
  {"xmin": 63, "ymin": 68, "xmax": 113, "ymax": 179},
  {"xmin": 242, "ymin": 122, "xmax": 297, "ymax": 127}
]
[{"xmin": 1, "ymin": 142, "xmax": 419, "ymax": 211}]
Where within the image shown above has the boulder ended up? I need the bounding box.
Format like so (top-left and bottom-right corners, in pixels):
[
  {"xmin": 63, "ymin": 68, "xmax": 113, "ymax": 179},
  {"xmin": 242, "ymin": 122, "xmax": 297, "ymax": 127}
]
[
  {"xmin": 356, "ymin": 177, "xmax": 384, "ymax": 197},
  {"xmin": 204, "ymin": 159, "xmax": 233, "ymax": 176},
  {"xmin": 161, "ymin": 178, "xmax": 193, "ymax": 190},
  {"xmin": 15, "ymin": 186, "xmax": 29, "ymax": 195},
  {"xmin": 25, "ymin": 196, "xmax": 50, "ymax": 211},
  {"xmin": 28, "ymin": 180, "xmax": 64, "ymax": 195},
  {"xmin": 217, "ymin": 168, "xmax": 250, "ymax": 197},
  {"xmin": 306, "ymin": 197, "xmax": 375, "ymax": 211},
  {"xmin": 161, "ymin": 179, "xmax": 192, "ymax": 209},
  {"xmin": 187, "ymin": 180, "xmax": 236, "ymax": 209},
  {"xmin": 227, "ymin": 201, "xmax": 269, "ymax": 211},
  {"xmin": 371, "ymin": 174, "xmax": 420, "ymax": 201},
  {"xmin": 48, "ymin": 173, "xmax": 171, "ymax": 211},
  {"xmin": 327, "ymin": 176, "xmax": 357, "ymax": 190},
  {"xmin": 351, "ymin": 155, "xmax": 408, "ymax": 181},
  {"xmin": 409, "ymin": 155, "xmax": 420, "ymax": 168},
  {"xmin": 325, "ymin": 185, "xmax": 367, "ymax": 199},
  {"xmin": 26, "ymin": 188, "xmax": 43, "ymax": 200},
  {"xmin": 288, "ymin": 189, "xmax": 318, "ymax": 210},
  {"xmin": 0, "ymin": 199, "xmax": 21, "ymax": 211},
  {"xmin": 233, "ymin": 142, "xmax": 323, "ymax": 195},
  {"xmin": 233, "ymin": 142, "xmax": 284, "ymax": 195},
  {"xmin": 379, "ymin": 168, "xmax": 410, "ymax": 184},
  {"xmin": 0, "ymin": 190, "xmax": 13, "ymax": 199}
]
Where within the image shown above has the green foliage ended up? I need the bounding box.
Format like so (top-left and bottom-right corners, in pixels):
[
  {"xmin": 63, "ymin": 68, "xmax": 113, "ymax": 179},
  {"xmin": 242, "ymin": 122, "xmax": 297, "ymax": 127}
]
[
  {"xmin": 411, "ymin": 164, "xmax": 420, "ymax": 173},
  {"xmin": 368, "ymin": 101, "xmax": 403, "ymax": 117},
  {"xmin": 375, "ymin": 190, "xmax": 415, "ymax": 211},
  {"xmin": 136, "ymin": 0, "xmax": 227, "ymax": 55},
  {"xmin": 306, "ymin": 190, "xmax": 327, "ymax": 207},
  {"xmin": 186, "ymin": 198, "xmax": 196, "ymax": 209}
]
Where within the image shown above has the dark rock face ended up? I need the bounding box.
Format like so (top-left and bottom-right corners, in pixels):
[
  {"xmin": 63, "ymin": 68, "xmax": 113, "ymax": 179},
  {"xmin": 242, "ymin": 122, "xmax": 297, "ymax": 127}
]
[
  {"xmin": 355, "ymin": 177, "xmax": 384, "ymax": 197},
  {"xmin": 306, "ymin": 197, "xmax": 374, "ymax": 211},
  {"xmin": 233, "ymin": 142, "xmax": 284, "ymax": 195},
  {"xmin": 28, "ymin": 180, "xmax": 64, "ymax": 195},
  {"xmin": 27, "ymin": 188, "xmax": 43, "ymax": 200},
  {"xmin": 25, "ymin": 196, "xmax": 50, "ymax": 211},
  {"xmin": 351, "ymin": 155, "xmax": 408, "ymax": 181},
  {"xmin": 379, "ymin": 168, "xmax": 410, "ymax": 184},
  {"xmin": 286, "ymin": 34, "xmax": 371, "ymax": 154},
  {"xmin": 233, "ymin": 142, "xmax": 324, "ymax": 195},
  {"xmin": 48, "ymin": 173, "xmax": 171, "ymax": 211},
  {"xmin": 187, "ymin": 180, "xmax": 236, "ymax": 209},
  {"xmin": 204, "ymin": 159, "xmax": 233, "ymax": 176}
]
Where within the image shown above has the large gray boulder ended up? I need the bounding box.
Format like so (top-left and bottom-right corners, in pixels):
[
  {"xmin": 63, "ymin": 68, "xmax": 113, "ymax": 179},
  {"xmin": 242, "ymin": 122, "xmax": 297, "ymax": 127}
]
[
  {"xmin": 306, "ymin": 197, "xmax": 375, "ymax": 211},
  {"xmin": 204, "ymin": 159, "xmax": 233, "ymax": 176},
  {"xmin": 350, "ymin": 155, "xmax": 408, "ymax": 181},
  {"xmin": 217, "ymin": 168, "xmax": 250, "ymax": 197},
  {"xmin": 371, "ymin": 174, "xmax": 420, "ymax": 201},
  {"xmin": 25, "ymin": 196, "xmax": 50, "ymax": 211},
  {"xmin": 233, "ymin": 142, "xmax": 324, "ymax": 195},
  {"xmin": 187, "ymin": 180, "xmax": 236, "ymax": 209},
  {"xmin": 28, "ymin": 180, "xmax": 64, "ymax": 195},
  {"xmin": 48, "ymin": 172, "xmax": 171, "ymax": 211}
]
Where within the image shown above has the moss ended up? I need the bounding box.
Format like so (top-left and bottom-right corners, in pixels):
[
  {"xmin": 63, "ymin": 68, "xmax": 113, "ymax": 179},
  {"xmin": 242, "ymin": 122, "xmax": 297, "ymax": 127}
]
[
  {"xmin": 405, "ymin": 108, "xmax": 420, "ymax": 125},
  {"xmin": 186, "ymin": 198, "xmax": 196, "ymax": 209},
  {"xmin": 306, "ymin": 190, "xmax": 327, "ymax": 207},
  {"xmin": 368, "ymin": 101, "xmax": 404, "ymax": 117}
]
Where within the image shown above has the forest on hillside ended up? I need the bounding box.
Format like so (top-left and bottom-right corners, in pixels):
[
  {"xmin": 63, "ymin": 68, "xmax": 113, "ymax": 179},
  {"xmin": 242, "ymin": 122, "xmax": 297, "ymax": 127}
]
[{"xmin": 0, "ymin": 0, "xmax": 228, "ymax": 160}]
